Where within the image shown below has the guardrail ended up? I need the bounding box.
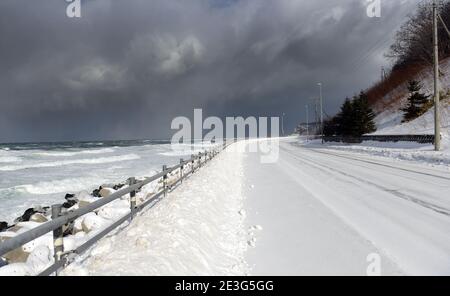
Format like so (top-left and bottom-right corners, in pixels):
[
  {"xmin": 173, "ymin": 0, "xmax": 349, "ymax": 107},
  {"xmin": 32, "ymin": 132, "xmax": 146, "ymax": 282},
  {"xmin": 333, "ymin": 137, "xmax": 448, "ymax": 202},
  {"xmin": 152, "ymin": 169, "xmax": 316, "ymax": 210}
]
[
  {"xmin": 323, "ymin": 134, "xmax": 436, "ymax": 144},
  {"xmin": 0, "ymin": 140, "xmax": 234, "ymax": 276}
]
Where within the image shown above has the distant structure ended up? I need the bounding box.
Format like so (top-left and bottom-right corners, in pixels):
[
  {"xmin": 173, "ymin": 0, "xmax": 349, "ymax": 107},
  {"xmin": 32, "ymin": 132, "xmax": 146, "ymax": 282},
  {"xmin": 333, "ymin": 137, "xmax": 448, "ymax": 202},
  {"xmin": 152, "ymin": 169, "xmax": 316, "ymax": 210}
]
[{"xmin": 295, "ymin": 122, "xmax": 321, "ymax": 136}]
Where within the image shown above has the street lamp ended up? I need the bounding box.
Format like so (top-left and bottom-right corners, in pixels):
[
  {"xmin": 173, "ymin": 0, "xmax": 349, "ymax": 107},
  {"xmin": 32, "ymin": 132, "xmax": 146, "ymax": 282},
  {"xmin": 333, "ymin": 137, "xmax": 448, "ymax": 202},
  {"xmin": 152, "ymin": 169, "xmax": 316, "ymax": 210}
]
[
  {"xmin": 305, "ymin": 105, "xmax": 309, "ymax": 142},
  {"xmin": 317, "ymin": 83, "xmax": 324, "ymax": 144}
]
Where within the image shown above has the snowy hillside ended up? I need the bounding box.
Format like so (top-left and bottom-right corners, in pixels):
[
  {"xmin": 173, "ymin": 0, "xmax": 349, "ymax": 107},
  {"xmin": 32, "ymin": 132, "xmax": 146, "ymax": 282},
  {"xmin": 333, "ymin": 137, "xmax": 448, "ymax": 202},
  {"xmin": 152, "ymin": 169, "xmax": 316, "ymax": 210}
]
[{"xmin": 372, "ymin": 58, "xmax": 450, "ymax": 145}]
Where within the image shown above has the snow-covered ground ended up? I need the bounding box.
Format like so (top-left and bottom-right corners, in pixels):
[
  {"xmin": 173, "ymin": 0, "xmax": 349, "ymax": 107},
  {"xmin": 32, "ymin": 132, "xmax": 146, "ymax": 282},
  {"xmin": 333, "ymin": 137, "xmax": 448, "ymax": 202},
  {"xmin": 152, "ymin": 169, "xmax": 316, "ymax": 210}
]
[
  {"xmin": 51, "ymin": 137, "xmax": 450, "ymax": 276},
  {"xmin": 246, "ymin": 138, "xmax": 450, "ymax": 275},
  {"xmin": 372, "ymin": 57, "xmax": 450, "ymax": 128},
  {"xmin": 374, "ymin": 99, "xmax": 450, "ymax": 137},
  {"xmin": 372, "ymin": 57, "xmax": 450, "ymax": 137},
  {"xmin": 304, "ymin": 139, "xmax": 450, "ymax": 169},
  {"xmin": 63, "ymin": 142, "xmax": 249, "ymax": 276},
  {"xmin": 2, "ymin": 136, "xmax": 449, "ymax": 276}
]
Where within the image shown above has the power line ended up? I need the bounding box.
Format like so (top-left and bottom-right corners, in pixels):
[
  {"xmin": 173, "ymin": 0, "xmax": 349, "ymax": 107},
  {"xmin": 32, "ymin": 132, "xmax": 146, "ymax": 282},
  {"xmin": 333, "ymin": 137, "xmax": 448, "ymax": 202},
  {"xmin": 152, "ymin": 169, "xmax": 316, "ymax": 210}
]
[{"xmin": 347, "ymin": 4, "xmax": 421, "ymax": 74}]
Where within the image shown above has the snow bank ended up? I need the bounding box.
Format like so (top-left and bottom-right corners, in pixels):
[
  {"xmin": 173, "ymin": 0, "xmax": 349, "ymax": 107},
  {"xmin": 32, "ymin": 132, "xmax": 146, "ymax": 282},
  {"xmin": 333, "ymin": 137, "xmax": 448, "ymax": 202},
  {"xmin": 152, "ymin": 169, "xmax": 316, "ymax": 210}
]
[
  {"xmin": 374, "ymin": 100, "xmax": 450, "ymax": 136},
  {"xmin": 64, "ymin": 143, "xmax": 248, "ymax": 276},
  {"xmin": 305, "ymin": 139, "xmax": 450, "ymax": 169}
]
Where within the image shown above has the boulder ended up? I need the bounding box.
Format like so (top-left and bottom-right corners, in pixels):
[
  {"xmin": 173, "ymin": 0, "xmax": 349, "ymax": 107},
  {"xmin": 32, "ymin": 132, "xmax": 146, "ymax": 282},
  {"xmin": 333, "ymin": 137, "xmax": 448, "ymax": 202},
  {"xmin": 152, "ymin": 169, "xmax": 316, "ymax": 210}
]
[
  {"xmin": 29, "ymin": 213, "xmax": 48, "ymax": 223},
  {"xmin": 113, "ymin": 183, "xmax": 125, "ymax": 190},
  {"xmin": 3, "ymin": 247, "xmax": 30, "ymax": 264},
  {"xmin": 0, "ymin": 257, "xmax": 7, "ymax": 268},
  {"xmin": 63, "ymin": 237, "xmax": 77, "ymax": 252},
  {"xmin": 0, "ymin": 222, "xmax": 7, "ymax": 232},
  {"xmin": 81, "ymin": 213, "xmax": 108, "ymax": 233},
  {"xmin": 99, "ymin": 188, "xmax": 114, "ymax": 198},
  {"xmin": 77, "ymin": 191, "xmax": 99, "ymax": 208},
  {"xmin": 62, "ymin": 193, "xmax": 79, "ymax": 209},
  {"xmin": 33, "ymin": 206, "xmax": 51, "ymax": 216},
  {"xmin": 92, "ymin": 187, "xmax": 102, "ymax": 197},
  {"xmin": 77, "ymin": 191, "xmax": 92, "ymax": 200},
  {"xmin": 0, "ymin": 263, "xmax": 32, "ymax": 276},
  {"xmin": 1, "ymin": 228, "xmax": 20, "ymax": 238},
  {"xmin": 15, "ymin": 221, "xmax": 43, "ymax": 231},
  {"xmin": 73, "ymin": 218, "xmax": 83, "ymax": 234},
  {"xmin": 65, "ymin": 193, "xmax": 76, "ymax": 200},
  {"xmin": 26, "ymin": 245, "xmax": 52, "ymax": 274},
  {"xmin": 14, "ymin": 206, "xmax": 50, "ymax": 223},
  {"xmin": 21, "ymin": 232, "xmax": 53, "ymax": 254},
  {"xmin": 62, "ymin": 200, "xmax": 77, "ymax": 209},
  {"xmin": 97, "ymin": 201, "xmax": 129, "ymax": 220},
  {"xmin": 14, "ymin": 208, "xmax": 37, "ymax": 223},
  {"xmin": 78, "ymin": 200, "xmax": 93, "ymax": 208}
]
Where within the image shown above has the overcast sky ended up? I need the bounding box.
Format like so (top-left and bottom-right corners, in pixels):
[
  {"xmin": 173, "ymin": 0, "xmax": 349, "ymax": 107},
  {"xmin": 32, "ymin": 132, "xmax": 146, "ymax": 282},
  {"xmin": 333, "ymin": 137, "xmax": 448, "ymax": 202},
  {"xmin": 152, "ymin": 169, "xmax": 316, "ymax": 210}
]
[{"xmin": 0, "ymin": 0, "xmax": 422, "ymax": 142}]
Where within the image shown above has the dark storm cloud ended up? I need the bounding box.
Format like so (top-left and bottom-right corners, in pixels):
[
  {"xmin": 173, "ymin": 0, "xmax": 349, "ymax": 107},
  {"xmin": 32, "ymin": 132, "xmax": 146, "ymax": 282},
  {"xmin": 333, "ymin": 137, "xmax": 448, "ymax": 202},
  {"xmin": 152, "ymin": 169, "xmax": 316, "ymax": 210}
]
[{"xmin": 0, "ymin": 0, "xmax": 421, "ymax": 142}]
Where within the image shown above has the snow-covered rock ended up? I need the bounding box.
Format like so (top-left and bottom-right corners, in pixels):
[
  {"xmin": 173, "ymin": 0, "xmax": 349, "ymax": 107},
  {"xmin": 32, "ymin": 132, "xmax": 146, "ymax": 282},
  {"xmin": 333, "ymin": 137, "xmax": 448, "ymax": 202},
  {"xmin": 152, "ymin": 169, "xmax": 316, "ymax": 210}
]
[
  {"xmin": 30, "ymin": 213, "xmax": 48, "ymax": 223},
  {"xmin": 97, "ymin": 199, "xmax": 130, "ymax": 220},
  {"xmin": 26, "ymin": 245, "xmax": 53, "ymax": 274},
  {"xmin": 81, "ymin": 213, "xmax": 109, "ymax": 233},
  {"xmin": 0, "ymin": 263, "xmax": 32, "ymax": 276},
  {"xmin": 22, "ymin": 232, "xmax": 53, "ymax": 254},
  {"xmin": 99, "ymin": 188, "xmax": 114, "ymax": 198},
  {"xmin": 78, "ymin": 191, "xmax": 100, "ymax": 208},
  {"xmin": 2, "ymin": 247, "xmax": 29, "ymax": 264}
]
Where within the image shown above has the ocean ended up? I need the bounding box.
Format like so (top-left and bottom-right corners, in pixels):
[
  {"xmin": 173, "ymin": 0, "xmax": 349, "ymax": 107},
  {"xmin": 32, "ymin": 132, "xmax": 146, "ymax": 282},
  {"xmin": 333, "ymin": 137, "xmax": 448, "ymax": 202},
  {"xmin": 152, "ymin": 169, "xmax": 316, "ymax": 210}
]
[{"xmin": 0, "ymin": 140, "xmax": 210, "ymax": 223}]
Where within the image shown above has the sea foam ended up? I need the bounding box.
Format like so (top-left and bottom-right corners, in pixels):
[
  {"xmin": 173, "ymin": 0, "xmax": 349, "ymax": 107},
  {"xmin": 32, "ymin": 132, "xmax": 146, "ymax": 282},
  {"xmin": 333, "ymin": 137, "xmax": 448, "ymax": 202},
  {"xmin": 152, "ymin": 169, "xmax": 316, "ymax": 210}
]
[{"xmin": 0, "ymin": 154, "xmax": 140, "ymax": 172}]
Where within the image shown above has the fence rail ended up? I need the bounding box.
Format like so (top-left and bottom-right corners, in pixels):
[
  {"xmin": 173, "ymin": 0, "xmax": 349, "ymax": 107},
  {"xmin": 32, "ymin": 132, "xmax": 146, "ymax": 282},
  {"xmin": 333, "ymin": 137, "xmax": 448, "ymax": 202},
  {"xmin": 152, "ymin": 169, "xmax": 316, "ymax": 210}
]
[
  {"xmin": 322, "ymin": 134, "xmax": 436, "ymax": 144},
  {"xmin": 0, "ymin": 140, "xmax": 234, "ymax": 276}
]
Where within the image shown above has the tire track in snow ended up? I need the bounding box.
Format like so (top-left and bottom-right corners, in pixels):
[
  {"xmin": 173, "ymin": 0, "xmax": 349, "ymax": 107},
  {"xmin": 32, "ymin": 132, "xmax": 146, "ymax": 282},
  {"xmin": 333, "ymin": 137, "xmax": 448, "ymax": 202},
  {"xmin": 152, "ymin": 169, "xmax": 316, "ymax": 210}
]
[
  {"xmin": 280, "ymin": 146, "xmax": 450, "ymax": 217},
  {"xmin": 308, "ymin": 148, "xmax": 450, "ymax": 181}
]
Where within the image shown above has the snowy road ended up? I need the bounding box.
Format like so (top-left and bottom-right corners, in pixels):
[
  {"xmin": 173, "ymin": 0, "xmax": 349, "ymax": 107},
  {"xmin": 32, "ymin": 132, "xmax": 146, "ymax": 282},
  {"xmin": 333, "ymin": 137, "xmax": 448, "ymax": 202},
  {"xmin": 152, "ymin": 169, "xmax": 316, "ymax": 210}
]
[{"xmin": 245, "ymin": 138, "xmax": 450, "ymax": 275}]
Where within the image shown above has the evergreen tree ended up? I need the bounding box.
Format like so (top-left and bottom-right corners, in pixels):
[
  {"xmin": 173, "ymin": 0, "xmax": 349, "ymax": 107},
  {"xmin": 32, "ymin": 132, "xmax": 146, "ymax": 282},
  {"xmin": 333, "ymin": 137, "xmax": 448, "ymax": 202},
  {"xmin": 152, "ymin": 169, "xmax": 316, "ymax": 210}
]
[
  {"xmin": 351, "ymin": 91, "xmax": 377, "ymax": 136},
  {"xmin": 401, "ymin": 80, "xmax": 429, "ymax": 122},
  {"xmin": 332, "ymin": 93, "xmax": 377, "ymax": 137},
  {"xmin": 336, "ymin": 98, "xmax": 354, "ymax": 136},
  {"xmin": 323, "ymin": 117, "xmax": 339, "ymax": 136}
]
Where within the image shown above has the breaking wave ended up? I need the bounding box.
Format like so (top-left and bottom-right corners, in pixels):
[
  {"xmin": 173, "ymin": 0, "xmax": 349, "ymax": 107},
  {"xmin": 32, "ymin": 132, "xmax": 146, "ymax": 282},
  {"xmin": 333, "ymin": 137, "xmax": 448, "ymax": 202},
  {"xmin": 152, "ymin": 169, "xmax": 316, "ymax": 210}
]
[
  {"xmin": 0, "ymin": 154, "xmax": 140, "ymax": 172},
  {"xmin": 34, "ymin": 148, "xmax": 115, "ymax": 157},
  {"xmin": 13, "ymin": 177, "xmax": 109, "ymax": 195},
  {"xmin": 0, "ymin": 156, "xmax": 22, "ymax": 163}
]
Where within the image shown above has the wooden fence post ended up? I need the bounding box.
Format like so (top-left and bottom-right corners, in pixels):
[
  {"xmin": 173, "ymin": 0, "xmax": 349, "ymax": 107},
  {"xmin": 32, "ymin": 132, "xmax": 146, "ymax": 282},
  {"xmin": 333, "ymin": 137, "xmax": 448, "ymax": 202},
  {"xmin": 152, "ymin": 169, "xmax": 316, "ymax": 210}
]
[{"xmin": 51, "ymin": 204, "xmax": 64, "ymax": 276}]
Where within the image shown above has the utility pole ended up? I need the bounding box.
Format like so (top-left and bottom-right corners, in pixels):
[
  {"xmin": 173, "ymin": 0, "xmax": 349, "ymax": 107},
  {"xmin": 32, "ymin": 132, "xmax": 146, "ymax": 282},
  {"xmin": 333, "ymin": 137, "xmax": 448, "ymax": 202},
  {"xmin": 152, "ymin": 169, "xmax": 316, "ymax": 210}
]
[
  {"xmin": 281, "ymin": 113, "xmax": 285, "ymax": 137},
  {"xmin": 433, "ymin": 0, "xmax": 441, "ymax": 151},
  {"xmin": 318, "ymin": 83, "xmax": 324, "ymax": 144},
  {"xmin": 306, "ymin": 104, "xmax": 309, "ymax": 142}
]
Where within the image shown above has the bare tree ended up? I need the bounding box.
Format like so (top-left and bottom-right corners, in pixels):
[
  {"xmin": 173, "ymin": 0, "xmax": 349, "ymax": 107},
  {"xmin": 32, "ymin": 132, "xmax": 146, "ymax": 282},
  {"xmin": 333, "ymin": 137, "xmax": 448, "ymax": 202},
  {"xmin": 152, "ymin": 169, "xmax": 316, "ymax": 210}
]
[{"xmin": 388, "ymin": 1, "xmax": 450, "ymax": 68}]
